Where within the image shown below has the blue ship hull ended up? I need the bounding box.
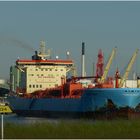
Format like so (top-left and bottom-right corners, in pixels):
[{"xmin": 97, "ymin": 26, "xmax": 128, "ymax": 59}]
[{"xmin": 7, "ymin": 88, "xmax": 140, "ymax": 118}]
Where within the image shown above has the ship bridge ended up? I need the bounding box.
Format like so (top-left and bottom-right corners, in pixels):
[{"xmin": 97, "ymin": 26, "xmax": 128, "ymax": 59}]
[{"xmin": 16, "ymin": 59, "xmax": 74, "ymax": 66}]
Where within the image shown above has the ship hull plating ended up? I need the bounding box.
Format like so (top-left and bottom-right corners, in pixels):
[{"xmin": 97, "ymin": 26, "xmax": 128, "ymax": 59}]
[{"xmin": 8, "ymin": 88, "xmax": 140, "ymax": 119}]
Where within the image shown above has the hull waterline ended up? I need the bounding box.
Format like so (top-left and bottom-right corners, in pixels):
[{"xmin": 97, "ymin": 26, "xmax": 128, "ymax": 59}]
[{"xmin": 7, "ymin": 88, "xmax": 140, "ymax": 119}]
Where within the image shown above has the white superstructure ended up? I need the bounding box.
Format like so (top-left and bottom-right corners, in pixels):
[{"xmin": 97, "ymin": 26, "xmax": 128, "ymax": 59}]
[{"xmin": 10, "ymin": 41, "xmax": 74, "ymax": 94}]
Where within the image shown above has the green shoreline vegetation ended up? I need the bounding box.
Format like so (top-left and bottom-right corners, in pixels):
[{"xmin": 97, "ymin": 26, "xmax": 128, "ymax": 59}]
[{"xmin": 2, "ymin": 119, "xmax": 140, "ymax": 139}]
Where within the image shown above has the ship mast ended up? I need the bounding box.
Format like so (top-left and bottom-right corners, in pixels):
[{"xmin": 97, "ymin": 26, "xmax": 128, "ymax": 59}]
[{"xmin": 38, "ymin": 40, "xmax": 50, "ymax": 60}]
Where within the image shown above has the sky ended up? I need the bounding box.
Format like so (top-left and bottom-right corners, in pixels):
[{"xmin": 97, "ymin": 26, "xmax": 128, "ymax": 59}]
[{"xmin": 0, "ymin": 1, "xmax": 140, "ymax": 79}]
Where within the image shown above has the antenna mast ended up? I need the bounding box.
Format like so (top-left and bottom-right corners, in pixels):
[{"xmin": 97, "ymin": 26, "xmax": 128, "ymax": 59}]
[{"xmin": 38, "ymin": 40, "xmax": 50, "ymax": 60}]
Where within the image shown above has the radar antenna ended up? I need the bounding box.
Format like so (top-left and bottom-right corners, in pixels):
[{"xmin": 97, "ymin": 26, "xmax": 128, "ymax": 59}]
[{"xmin": 38, "ymin": 40, "xmax": 50, "ymax": 60}]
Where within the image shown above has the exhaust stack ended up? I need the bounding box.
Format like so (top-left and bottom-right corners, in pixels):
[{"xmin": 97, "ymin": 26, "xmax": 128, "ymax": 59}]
[{"xmin": 81, "ymin": 42, "xmax": 85, "ymax": 77}]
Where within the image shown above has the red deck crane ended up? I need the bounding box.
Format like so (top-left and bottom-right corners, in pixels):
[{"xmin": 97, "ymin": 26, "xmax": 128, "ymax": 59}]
[{"xmin": 95, "ymin": 49, "xmax": 104, "ymax": 79}]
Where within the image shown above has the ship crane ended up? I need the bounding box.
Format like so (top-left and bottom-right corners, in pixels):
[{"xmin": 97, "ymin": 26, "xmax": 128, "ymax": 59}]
[
  {"xmin": 119, "ymin": 49, "xmax": 139, "ymax": 88},
  {"xmin": 99, "ymin": 47, "xmax": 117, "ymax": 84},
  {"xmin": 95, "ymin": 49, "xmax": 104, "ymax": 80}
]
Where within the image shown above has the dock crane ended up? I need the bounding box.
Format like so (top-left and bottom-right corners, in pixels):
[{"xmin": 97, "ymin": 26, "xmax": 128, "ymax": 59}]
[
  {"xmin": 99, "ymin": 47, "xmax": 117, "ymax": 83},
  {"xmin": 119, "ymin": 49, "xmax": 139, "ymax": 88}
]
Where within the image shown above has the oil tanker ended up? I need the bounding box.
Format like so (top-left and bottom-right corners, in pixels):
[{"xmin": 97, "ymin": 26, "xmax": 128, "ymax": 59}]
[{"xmin": 7, "ymin": 41, "xmax": 140, "ymax": 119}]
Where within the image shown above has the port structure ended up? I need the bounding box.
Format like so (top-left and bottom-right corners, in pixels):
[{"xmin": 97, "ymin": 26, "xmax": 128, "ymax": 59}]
[
  {"xmin": 95, "ymin": 49, "xmax": 104, "ymax": 80},
  {"xmin": 98, "ymin": 47, "xmax": 117, "ymax": 84},
  {"xmin": 119, "ymin": 49, "xmax": 139, "ymax": 88}
]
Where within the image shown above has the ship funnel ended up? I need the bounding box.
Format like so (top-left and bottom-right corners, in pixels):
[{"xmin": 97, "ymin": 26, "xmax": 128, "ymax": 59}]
[
  {"xmin": 32, "ymin": 50, "xmax": 41, "ymax": 60},
  {"xmin": 35, "ymin": 51, "xmax": 38, "ymax": 55},
  {"xmin": 81, "ymin": 42, "xmax": 86, "ymax": 77}
]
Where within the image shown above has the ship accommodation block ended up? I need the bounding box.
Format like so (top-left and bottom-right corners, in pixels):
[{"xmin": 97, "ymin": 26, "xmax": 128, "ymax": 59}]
[{"xmin": 10, "ymin": 59, "xmax": 74, "ymax": 94}]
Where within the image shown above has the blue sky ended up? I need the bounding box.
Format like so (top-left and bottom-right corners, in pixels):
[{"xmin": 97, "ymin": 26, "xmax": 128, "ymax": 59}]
[{"xmin": 0, "ymin": 1, "xmax": 140, "ymax": 79}]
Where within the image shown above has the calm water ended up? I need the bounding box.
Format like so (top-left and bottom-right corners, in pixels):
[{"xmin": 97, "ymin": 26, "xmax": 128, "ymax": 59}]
[
  {"xmin": 1, "ymin": 114, "xmax": 60, "ymax": 124},
  {"xmin": 1, "ymin": 114, "xmax": 94, "ymax": 125},
  {"xmin": 1, "ymin": 114, "xmax": 95, "ymax": 125}
]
